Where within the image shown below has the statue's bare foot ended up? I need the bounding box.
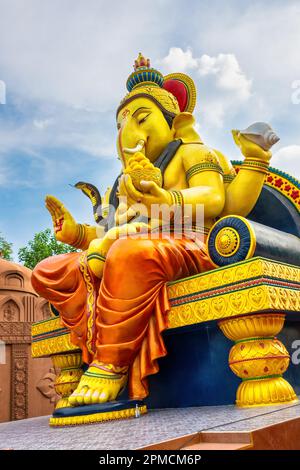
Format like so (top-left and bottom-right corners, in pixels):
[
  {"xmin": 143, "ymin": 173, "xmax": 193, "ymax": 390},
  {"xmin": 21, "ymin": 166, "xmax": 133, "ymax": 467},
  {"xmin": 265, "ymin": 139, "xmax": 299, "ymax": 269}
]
[{"xmin": 68, "ymin": 361, "xmax": 128, "ymax": 406}]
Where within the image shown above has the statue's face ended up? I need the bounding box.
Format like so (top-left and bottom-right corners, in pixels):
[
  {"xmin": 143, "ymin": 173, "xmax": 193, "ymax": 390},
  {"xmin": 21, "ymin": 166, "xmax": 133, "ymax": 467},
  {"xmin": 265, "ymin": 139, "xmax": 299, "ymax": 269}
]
[{"xmin": 116, "ymin": 97, "xmax": 175, "ymax": 166}]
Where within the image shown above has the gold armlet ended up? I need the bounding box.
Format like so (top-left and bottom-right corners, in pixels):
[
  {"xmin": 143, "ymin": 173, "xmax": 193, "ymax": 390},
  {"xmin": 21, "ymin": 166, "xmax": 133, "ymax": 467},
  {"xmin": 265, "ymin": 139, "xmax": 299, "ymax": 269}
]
[
  {"xmin": 223, "ymin": 174, "xmax": 236, "ymax": 183},
  {"xmin": 186, "ymin": 162, "xmax": 223, "ymax": 182},
  {"xmin": 242, "ymin": 159, "xmax": 269, "ymax": 174},
  {"xmin": 86, "ymin": 252, "xmax": 106, "ymax": 264}
]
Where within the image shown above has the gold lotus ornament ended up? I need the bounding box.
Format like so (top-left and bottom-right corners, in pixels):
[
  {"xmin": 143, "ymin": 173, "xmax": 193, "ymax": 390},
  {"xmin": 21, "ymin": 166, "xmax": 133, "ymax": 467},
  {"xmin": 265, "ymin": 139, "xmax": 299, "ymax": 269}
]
[{"xmin": 124, "ymin": 153, "xmax": 162, "ymax": 192}]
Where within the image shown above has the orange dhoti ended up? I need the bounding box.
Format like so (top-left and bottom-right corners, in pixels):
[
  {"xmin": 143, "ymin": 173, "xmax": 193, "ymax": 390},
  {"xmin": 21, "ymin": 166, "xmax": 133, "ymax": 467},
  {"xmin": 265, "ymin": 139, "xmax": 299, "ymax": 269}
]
[{"xmin": 31, "ymin": 234, "xmax": 213, "ymax": 399}]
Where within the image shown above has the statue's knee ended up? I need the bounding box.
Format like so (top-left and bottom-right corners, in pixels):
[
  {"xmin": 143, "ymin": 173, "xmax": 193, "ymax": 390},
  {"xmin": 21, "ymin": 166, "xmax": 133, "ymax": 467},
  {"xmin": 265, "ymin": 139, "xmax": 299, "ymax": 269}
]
[
  {"xmin": 31, "ymin": 259, "xmax": 48, "ymax": 295},
  {"xmin": 106, "ymin": 237, "xmax": 157, "ymax": 267}
]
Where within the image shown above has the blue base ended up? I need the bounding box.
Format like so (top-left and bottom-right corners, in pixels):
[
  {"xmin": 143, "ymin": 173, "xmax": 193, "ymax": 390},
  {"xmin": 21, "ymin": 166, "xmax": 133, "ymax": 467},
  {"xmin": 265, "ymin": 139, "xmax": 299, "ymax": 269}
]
[
  {"xmin": 53, "ymin": 399, "xmax": 144, "ymax": 418},
  {"xmin": 146, "ymin": 321, "xmax": 238, "ymax": 408},
  {"xmin": 143, "ymin": 318, "xmax": 300, "ymax": 409}
]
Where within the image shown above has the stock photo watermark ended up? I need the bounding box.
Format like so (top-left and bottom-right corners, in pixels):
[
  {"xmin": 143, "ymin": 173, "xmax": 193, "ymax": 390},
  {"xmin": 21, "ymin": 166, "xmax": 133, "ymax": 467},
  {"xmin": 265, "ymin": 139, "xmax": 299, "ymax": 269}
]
[
  {"xmin": 291, "ymin": 339, "xmax": 300, "ymax": 365},
  {"xmin": 55, "ymin": 199, "xmax": 206, "ymax": 247},
  {"xmin": 291, "ymin": 80, "xmax": 300, "ymax": 104},
  {"xmin": 0, "ymin": 79, "xmax": 6, "ymax": 105}
]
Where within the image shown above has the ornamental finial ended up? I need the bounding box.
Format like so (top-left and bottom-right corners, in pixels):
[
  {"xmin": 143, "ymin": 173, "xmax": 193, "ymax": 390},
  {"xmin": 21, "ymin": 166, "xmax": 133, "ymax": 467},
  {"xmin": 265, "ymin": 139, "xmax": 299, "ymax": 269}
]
[
  {"xmin": 134, "ymin": 53, "xmax": 150, "ymax": 71},
  {"xmin": 126, "ymin": 53, "xmax": 163, "ymax": 92}
]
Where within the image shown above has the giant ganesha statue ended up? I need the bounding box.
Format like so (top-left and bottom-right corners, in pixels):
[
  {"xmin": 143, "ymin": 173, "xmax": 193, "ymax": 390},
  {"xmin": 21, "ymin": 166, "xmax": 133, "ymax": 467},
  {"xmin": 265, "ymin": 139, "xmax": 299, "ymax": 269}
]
[{"xmin": 31, "ymin": 54, "xmax": 300, "ymax": 425}]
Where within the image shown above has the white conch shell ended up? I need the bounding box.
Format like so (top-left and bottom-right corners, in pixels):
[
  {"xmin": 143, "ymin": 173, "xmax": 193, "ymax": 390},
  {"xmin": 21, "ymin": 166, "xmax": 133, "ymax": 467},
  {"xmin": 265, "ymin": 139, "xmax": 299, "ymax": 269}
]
[
  {"xmin": 239, "ymin": 122, "xmax": 280, "ymax": 151},
  {"xmin": 122, "ymin": 140, "xmax": 145, "ymax": 155}
]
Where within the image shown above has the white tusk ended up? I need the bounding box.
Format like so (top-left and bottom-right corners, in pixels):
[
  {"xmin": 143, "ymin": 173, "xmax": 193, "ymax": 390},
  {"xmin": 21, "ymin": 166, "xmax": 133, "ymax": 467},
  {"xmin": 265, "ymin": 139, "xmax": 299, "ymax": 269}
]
[{"xmin": 122, "ymin": 140, "xmax": 145, "ymax": 155}]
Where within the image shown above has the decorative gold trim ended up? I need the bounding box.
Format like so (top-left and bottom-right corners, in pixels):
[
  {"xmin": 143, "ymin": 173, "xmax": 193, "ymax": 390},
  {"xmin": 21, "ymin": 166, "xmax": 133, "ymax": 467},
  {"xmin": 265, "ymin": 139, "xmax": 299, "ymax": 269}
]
[
  {"xmin": 49, "ymin": 405, "xmax": 147, "ymax": 427},
  {"xmin": 79, "ymin": 253, "xmax": 96, "ymax": 356},
  {"xmin": 170, "ymin": 190, "xmax": 184, "ymax": 206},
  {"xmin": 236, "ymin": 377, "xmax": 297, "ymax": 408},
  {"xmin": 219, "ymin": 313, "xmax": 297, "ymax": 407},
  {"xmin": 215, "ymin": 227, "xmax": 240, "ymax": 257},
  {"xmin": 33, "ymin": 287, "xmax": 299, "ymax": 356},
  {"xmin": 186, "ymin": 162, "xmax": 223, "ymax": 182},
  {"xmin": 164, "ymin": 72, "xmax": 197, "ymax": 113},
  {"xmin": 52, "ymin": 352, "xmax": 83, "ymax": 399},
  {"xmin": 118, "ymin": 88, "xmax": 180, "ymax": 116},
  {"xmin": 242, "ymin": 159, "xmax": 269, "ymax": 174},
  {"xmin": 32, "ymin": 316, "xmax": 63, "ymax": 337},
  {"xmin": 73, "ymin": 224, "xmax": 86, "ymax": 249},
  {"xmin": 168, "ymin": 284, "xmax": 300, "ymax": 329},
  {"xmin": 232, "ymin": 163, "xmax": 300, "ymax": 211},
  {"xmin": 32, "ymin": 334, "xmax": 79, "ymax": 357},
  {"xmin": 55, "ymin": 398, "xmax": 72, "ymax": 409},
  {"xmin": 32, "ymin": 258, "xmax": 300, "ymax": 353},
  {"xmin": 218, "ymin": 313, "xmax": 286, "ymax": 340},
  {"xmin": 206, "ymin": 215, "xmax": 257, "ymax": 268},
  {"xmin": 167, "ymin": 257, "xmax": 300, "ymax": 298}
]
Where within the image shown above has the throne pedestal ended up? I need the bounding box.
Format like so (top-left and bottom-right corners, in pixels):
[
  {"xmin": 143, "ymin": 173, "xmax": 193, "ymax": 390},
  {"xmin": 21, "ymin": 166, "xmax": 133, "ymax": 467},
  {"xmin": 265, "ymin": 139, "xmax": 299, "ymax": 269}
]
[{"xmin": 31, "ymin": 256, "xmax": 299, "ymax": 424}]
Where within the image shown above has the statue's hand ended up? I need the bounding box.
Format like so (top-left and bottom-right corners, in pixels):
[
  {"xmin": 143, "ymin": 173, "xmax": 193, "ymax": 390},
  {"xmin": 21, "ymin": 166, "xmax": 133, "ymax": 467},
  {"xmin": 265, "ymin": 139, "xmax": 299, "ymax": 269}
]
[
  {"xmin": 45, "ymin": 195, "xmax": 78, "ymax": 245},
  {"xmin": 232, "ymin": 130, "xmax": 272, "ymax": 163},
  {"xmin": 115, "ymin": 200, "xmax": 140, "ymax": 226},
  {"xmin": 100, "ymin": 222, "xmax": 149, "ymax": 256},
  {"xmin": 119, "ymin": 174, "xmax": 172, "ymax": 212}
]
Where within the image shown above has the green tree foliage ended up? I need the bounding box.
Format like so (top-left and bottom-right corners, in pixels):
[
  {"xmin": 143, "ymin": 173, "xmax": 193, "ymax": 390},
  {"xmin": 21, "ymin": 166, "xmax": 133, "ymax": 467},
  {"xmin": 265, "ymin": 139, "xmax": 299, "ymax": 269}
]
[
  {"xmin": 0, "ymin": 232, "xmax": 13, "ymax": 261},
  {"xmin": 18, "ymin": 228, "xmax": 78, "ymax": 270}
]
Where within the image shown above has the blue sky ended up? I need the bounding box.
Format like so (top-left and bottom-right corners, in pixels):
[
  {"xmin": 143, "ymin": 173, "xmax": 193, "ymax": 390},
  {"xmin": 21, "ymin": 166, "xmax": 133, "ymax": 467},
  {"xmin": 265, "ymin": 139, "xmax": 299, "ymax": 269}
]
[{"xmin": 0, "ymin": 0, "xmax": 300, "ymax": 259}]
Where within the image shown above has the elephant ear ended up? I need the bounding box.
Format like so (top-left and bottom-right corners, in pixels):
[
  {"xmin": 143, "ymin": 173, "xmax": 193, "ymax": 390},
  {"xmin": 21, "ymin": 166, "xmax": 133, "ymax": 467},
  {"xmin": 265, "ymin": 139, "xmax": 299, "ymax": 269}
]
[
  {"xmin": 172, "ymin": 112, "xmax": 202, "ymax": 144},
  {"xmin": 163, "ymin": 73, "xmax": 197, "ymax": 113}
]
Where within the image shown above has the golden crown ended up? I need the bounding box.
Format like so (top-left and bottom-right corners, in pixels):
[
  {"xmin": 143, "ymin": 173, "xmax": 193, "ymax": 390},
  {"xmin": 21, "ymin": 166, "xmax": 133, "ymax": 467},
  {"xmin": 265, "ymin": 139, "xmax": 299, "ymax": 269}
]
[{"xmin": 117, "ymin": 53, "xmax": 197, "ymax": 117}]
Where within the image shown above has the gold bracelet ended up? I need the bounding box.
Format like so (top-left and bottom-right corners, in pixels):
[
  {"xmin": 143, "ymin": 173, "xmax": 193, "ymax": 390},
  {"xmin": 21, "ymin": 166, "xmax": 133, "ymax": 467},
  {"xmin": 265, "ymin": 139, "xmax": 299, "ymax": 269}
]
[
  {"xmin": 242, "ymin": 159, "xmax": 269, "ymax": 174},
  {"xmin": 73, "ymin": 224, "xmax": 87, "ymax": 249},
  {"xmin": 169, "ymin": 190, "xmax": 184, "ymax": 206},
  {"xmin": 223, "ymin": 173, "xmax": 236, "ymax": 183}
]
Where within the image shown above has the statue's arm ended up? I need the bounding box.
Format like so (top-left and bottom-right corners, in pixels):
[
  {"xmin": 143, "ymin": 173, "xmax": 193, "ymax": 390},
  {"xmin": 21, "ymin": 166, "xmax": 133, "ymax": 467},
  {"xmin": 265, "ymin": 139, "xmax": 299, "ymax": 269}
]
[
  {"xmin": 181, "ymin": 144, "xmax": 225, "ymax": 219},
  {"xmin": 72, "ymin": 224, "xmax": 105, "ymax": 250},
  {"xmin": 221, "ymin": 167, "xmax": 266, "ymax": 217},
  {"xmin": 45, "ymin": 195, "xmax": 105, "ymax": 250},
  {"xmin": 219, "ymin": 135, "xmax": 271, "ymax": 218}
]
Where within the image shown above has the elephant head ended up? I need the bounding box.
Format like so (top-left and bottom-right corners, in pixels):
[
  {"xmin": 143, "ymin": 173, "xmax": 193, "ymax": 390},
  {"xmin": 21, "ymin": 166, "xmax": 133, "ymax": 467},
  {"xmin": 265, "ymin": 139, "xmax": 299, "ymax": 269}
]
[
  {"xmin": 115, "ymin": 53, "xmax": 199, "ymax": 167},
  {"xmin": 116, "ymin": 96, "xmax": 201, "ymax": 167}
]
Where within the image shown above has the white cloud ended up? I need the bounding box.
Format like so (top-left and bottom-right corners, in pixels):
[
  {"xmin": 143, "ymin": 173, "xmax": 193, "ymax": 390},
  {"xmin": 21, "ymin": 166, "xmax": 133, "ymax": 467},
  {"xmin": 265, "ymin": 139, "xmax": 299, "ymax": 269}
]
[
  {"xmin": 199, "ymin": 100, "xmax": 225, "ymax": 129},
  {"xmin": 159, "ymin": 47, "xmax": 252, "ymax": 128},
  {"xmin": 198, "ymin": 53, "xmax": 252, "ymax": 100},
  {"xmin": 0, "ymin": 80, "xmax": 6, "ymax": 105},
  {"xmin": 33, "ymin": 118, "xmax": 54, "ymax": 130},
  {"xmin": 0, "ymin": 0, "xmax": 300, "ymax": 181},
  {"xmin": 0, "ymin": 0, "xmax": 175, "ymax": 111},
  {"xmin": 0, "ymin": 0, "xmax": 176, "ymax": 187},
  {"xmin": 272, "ymin": 145, "xmax": 300, "ymax": 178},
  {"xmin": 193, "ymin": 1, "xmax": 300, "ymax": 113},
  {"xmin": 160, "ymin": 48, "xmax": 252, "ymax": 101},
  {"xmin": 159, "ymin": 47, "xmax": 198, "ymax": 72},
  {"xmin": 0, "ymin": 106, "xmax": 117, "ymax": 188},
  {"xmin": 0, "ymin": 0, "xmax": 299, "ymax": 256}
]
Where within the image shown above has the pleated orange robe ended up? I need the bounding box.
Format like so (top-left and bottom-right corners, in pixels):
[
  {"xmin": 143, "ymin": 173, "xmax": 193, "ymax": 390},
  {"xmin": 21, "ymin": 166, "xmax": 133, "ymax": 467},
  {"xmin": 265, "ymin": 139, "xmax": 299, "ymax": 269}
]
[{"xmin": 31, "ymin": 233, "xmax": 213, "ymax": 399}]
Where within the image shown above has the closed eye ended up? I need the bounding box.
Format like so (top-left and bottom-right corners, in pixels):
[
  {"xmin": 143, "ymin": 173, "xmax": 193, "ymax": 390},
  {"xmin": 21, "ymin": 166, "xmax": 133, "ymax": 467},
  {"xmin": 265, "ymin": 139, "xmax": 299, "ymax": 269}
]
[{"xmin": 138, "ymin": 113, "xmax": 150, "ymax": 124}]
